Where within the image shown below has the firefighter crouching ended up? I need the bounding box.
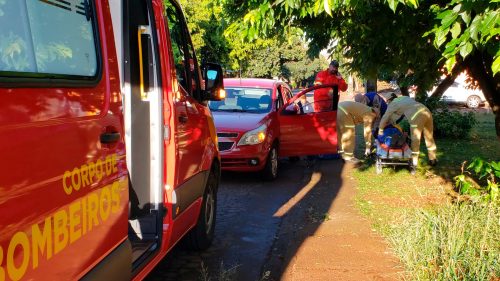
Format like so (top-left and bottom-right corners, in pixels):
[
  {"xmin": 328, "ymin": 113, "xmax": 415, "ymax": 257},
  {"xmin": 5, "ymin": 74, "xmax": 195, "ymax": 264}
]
[
  {"xmin": 337, "ymin": 101, "xmax": 379, "ymax": 163},
  {"xmin": 378, "ymin": 95, "xmax": 437, "ymax": 167}
]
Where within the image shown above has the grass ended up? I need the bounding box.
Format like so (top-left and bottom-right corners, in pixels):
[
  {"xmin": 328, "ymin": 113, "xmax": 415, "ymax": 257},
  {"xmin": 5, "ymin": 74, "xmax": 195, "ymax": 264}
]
[
  {"xmin": 199, "ymin": 261, "xmax": 240, "ymax": 281},
  {"xmin": 388, "ymin": 202, "xmax": 500, "ymax": 280},
  {"xmin": 353, "ymin": 111, "xmax": 500, "ymax": 280}
]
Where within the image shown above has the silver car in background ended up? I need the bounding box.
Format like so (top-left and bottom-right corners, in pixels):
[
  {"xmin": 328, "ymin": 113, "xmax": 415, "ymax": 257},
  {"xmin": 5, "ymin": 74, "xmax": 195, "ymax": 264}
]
[{"xmin": 439, "ymin": 80, "xmax": 486, "ymax": 108}]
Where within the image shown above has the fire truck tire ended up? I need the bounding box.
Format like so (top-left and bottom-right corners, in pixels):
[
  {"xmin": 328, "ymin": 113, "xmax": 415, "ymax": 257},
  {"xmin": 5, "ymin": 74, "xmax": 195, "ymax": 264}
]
[{"xmin": 186, "ymin": 164, "xmax": 218, "ymax": 250}]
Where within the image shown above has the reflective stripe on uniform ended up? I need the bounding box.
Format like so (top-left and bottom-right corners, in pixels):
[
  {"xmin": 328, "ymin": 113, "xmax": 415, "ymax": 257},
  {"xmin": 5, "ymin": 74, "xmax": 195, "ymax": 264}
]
[
  {"xmin": 412, "ymin": 152, "xmax": 420, "ymax": 155},
  {"xmin": 393, "ymin": 97, "xmax": 405, "ymax": 103},
  {"xmin": 338, "ymin": 105, "xmax": 348, "ymax": 115},
  {"xmin": 344, "ymin": 152, "xmax": 354, "ymax": 155},
  {"xmin": 427, "ymin": 146, "xmax": 437, "ymax": 151},
  {"xmin": 410, "ymin": 107, "xmax": 427, "ymax": 121},
  {"xmin": 344, "ymin": 125, "xmax": 355, "ymax": 128},
  {"xmin": 410, "ymin": 124, "xmax": 418, "ymax": 128}
]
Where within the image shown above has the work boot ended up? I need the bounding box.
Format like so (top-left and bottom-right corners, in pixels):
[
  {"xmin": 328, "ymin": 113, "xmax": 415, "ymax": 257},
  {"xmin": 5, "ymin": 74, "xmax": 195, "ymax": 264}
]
[
  {"xmin": 343, "ymin": 157, "xmax": 360, "ymax": 164},
  {"xmin": 428, "ymin": 159, "xmax": 437, "ymax": 166}
]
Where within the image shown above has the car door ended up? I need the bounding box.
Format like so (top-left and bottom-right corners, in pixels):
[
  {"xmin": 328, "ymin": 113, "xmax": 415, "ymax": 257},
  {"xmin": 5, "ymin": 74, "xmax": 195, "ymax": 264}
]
[{"xmin": 278, "ymin": 85, "xmax": 339, "ymax": 157}]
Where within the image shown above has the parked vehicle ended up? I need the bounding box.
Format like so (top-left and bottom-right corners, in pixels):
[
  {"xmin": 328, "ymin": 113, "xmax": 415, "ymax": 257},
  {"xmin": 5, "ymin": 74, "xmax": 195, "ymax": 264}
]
[
  {"xmin": 0, "ymin": 0, "xmax": 224, "ymax": 280},
  {"xmin": 410, "ymin": 74, "xmax": 486, "ymax": 108},
  {"xmin": 438, "ymin": 81, "xmax": 486, "ymax": 108},
  {"xmin": 209, "ymin": 79, "xmax": 339, "ymax": 180}
]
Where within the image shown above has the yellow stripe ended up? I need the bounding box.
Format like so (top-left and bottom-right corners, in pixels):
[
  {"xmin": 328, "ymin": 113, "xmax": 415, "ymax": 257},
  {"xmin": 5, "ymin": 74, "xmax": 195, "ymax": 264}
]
[
  {"xmin": 411, "ymin": 107, "xmax": 427, "ymax": 121},
  {"xmin": 338, "ymin": 105, "xmax": 348, "ymax": 115},
  {"xmin": 410, "ymin": 125, "xmax": 418, "ymax": 128},
  {"xmin": 392, "ymin": 96, "xmax": 406, "ymax": 103},
  {"xmin": 412, "ymin": 152, "xmax": 420, "ymax": 155},
  {"xmin": 344, "ymin": 125, "xmax": 355, "ymax": 128},
  {"xmin": 138, "ymin": 26, "xmax": 146, "ymax": 99}
]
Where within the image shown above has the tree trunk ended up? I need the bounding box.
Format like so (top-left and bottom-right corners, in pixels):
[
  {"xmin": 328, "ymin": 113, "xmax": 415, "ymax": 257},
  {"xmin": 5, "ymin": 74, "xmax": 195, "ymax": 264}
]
[
  {"xmin": 464, "ymin": 51, "xmax": 500, "ymax": 140},
  {"xmin": 430, "ymin": 61, "xmax": 464, "ymax": 99}
]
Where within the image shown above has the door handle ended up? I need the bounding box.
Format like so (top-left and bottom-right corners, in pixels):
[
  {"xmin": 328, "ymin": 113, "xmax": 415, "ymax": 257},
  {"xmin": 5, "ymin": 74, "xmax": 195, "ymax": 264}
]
[
  {"xmin": 178, "ymin": 115, "xmax": 188, "ymax": 123},
  {"xmin": 100, "ymin": 132, "xmax": 121, "ymax": 144}
]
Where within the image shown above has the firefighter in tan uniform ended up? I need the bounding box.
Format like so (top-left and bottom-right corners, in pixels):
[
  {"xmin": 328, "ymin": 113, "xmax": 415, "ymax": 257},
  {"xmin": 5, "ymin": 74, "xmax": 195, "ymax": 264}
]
[
  {"xmin": 337, "ymin": 101, "xmax": 379, "ymax": 163},
  {"xmin": 378, "ymin": 96, "xmax": 437, "ymax": 166}
]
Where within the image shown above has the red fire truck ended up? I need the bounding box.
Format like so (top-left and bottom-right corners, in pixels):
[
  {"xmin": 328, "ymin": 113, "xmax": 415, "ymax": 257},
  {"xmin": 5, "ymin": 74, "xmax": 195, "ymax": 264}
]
[{"xmin": 0, "ymin": 0, "xmax": 224, "ymax": 280}]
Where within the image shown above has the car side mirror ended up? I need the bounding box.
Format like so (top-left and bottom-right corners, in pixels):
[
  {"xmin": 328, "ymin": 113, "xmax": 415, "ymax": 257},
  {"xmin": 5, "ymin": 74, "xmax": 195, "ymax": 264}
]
[{"xmin": 203, "ymin": 62, "xmax": 225, "ymax": 101}]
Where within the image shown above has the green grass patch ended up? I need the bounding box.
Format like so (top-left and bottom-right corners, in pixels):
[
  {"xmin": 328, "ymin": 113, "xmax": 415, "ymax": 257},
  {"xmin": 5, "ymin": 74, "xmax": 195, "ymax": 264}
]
[
  {"xmin": 353, "ymin": 112, "xmax": 500, "ymax": 280},
  {"xmin": 388, "ymin": 202, "xmax": 500, "ymax": 280}
]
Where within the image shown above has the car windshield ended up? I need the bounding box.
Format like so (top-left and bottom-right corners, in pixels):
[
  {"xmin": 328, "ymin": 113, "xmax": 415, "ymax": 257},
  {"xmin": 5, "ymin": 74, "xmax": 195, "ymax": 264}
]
[{"xmin": 209, "ymin": 87, "xmax": 273, "ymax": 113}]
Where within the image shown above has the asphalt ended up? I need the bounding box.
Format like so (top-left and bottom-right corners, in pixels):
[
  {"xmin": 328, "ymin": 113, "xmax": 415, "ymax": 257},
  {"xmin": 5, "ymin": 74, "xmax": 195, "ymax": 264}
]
[
  {"xmin": 146, "ymin": 157, "xmax": 401, "ymax": 281},
  {"xmin": 146, "ymin": 159, "xmax": 313, "ymax": 281}
]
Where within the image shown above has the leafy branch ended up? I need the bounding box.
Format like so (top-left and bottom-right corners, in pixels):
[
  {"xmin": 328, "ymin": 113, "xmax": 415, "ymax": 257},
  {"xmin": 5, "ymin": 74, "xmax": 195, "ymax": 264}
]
[{"xmin": 455, "ymin": 158, "xmax": 500, "ymax": 202}]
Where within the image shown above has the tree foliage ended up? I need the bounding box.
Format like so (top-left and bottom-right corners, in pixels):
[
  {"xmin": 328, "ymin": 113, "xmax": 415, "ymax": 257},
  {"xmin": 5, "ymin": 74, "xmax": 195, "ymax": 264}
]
[
  {"xmin": 234, "ymin": 33, "xmax": 327, "ymax": 86},
  {"xmin": 178, "ymin": 0, "xmax": 325, "ymax": 85},
  {"xmin": 219, "ymin": 0, "xmax": 500, "ymax": 138},
  {"xmin": 178, "ymin": 0, "xmax": 230, "ymax": 66}
]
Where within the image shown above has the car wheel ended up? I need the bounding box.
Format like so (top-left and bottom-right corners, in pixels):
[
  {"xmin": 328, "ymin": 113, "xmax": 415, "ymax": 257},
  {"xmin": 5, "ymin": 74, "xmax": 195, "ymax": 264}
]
[
  {"xmin": 262, "ymin": 145, "xmax": 279, "ymax": 181},
  {"xmin": 466, "ymin": 95, "xmax": 481, "ymax": 108},
  {"xmin": 185, "ymin": 164, "xmax": 218, "ymax": 250}
]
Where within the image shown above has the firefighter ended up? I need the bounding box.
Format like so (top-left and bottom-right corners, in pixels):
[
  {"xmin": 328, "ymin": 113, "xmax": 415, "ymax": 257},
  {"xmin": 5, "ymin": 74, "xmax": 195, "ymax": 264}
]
[
  {"xmin": 313, "ymin": 60, "xmax": 348, "ymax": 112},
  {"xmin": 378, "ymin": 96, "xmax": 437, "ymax": 167},
  {"xmin": 337, "ymin": 101, "xmax": 379, "ymax": 163}
]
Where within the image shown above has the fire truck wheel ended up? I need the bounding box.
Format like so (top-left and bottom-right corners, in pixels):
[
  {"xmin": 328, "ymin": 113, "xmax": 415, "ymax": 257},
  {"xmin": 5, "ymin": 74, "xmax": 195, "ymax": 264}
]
[{"xmin": 186, "ymin": 165, "xmax": 218, "ymax": 250}]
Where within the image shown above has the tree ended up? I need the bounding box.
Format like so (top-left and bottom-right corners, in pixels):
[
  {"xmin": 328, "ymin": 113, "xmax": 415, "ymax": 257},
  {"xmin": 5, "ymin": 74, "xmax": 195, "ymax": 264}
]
[
  {"xmin": 219, "ymin": 0, "xmax": 500, "ymax": 139},
  {"xmin": 178, "ymin": 0, "xmax": 230, "ymax": 66},
  {"xmin": 424, "ymin": 1, "xmax": 500, "ymax": 139}
]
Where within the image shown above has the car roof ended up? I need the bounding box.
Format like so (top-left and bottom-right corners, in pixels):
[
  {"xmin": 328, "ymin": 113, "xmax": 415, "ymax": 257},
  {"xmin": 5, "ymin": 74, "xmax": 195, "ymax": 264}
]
[{"xmin": 223, "ymin": 78, "xmax": 281, "ymax": 88}]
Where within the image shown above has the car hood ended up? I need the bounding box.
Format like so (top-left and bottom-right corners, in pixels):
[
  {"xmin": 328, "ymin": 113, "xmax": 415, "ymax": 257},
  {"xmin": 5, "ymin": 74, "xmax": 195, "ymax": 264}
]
[{"xmin": 212, "ymin": 111, "xmax": 269, "ymax": 132}]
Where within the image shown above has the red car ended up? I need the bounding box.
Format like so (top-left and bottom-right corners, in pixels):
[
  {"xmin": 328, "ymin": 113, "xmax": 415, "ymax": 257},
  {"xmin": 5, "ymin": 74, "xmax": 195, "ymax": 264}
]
[{"xmin": 210, "ymin": 78, "xmax": 339, "ymax": 180}]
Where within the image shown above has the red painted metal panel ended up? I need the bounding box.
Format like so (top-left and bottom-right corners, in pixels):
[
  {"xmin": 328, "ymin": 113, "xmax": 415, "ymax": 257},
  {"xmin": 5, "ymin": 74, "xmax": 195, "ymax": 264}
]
[{"xmin": 0, "ymin": 1, "xmax": 128, "ymax": 280}]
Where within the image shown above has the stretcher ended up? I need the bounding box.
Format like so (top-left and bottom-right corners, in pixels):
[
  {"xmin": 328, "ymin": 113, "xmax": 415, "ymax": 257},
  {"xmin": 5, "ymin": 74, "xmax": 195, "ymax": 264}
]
[{"xmin": 374, "ymin": 139, "xmax": 415, "ymax": 175}]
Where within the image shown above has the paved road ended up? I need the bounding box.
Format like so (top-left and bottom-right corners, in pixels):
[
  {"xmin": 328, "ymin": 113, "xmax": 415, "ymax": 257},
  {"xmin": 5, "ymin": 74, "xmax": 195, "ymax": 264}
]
[{"xmin": 146, "ymin": 158, "xmax": 318, "ymax": 281}]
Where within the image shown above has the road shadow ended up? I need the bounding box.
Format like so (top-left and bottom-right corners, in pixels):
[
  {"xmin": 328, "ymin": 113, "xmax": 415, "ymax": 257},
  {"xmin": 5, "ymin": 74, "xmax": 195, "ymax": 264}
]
[
  {"xmin": 146, "ymin": 158, "xmax": 344, "ymax": 281},
  {"xmin": 261, "ymin": 157, "xmax": 345, "ymax": 280}
]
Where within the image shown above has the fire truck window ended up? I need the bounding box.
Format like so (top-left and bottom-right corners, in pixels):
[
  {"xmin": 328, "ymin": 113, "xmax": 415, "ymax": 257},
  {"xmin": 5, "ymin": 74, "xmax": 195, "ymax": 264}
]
[
  {"xmin": 184, "ymin": 36, "xmax": 201, "ymax": 100},
  {"xmin": 164, "ymin": 2, "xmax": 189, "ymax": 93},
  {"xmin": 0, "ymin": 0, "xmax": 98, "ymax": 78}
]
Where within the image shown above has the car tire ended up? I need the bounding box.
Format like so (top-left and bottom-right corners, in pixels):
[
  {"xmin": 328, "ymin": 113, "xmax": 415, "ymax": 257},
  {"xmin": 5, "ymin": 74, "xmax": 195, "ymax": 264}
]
[
  {"xmin": 466, "ymin": 95, "xmax": 481, "ymax": 108},
  {"xmin": 262, "ymin": 144, "xmax": 279, "ymax": 181},
  {"xmin": 185, "ymin": 164, "xmax": 218, "ymax": 250}
]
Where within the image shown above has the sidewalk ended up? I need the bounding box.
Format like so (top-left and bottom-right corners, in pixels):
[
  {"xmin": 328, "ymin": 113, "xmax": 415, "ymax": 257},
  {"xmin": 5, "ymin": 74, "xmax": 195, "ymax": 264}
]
[{"xmin": 263, "ymin": 160, "xmax": 402, "ymax": 281}]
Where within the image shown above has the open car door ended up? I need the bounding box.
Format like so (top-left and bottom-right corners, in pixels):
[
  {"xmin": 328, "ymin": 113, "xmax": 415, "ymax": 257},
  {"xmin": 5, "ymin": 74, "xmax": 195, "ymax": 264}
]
[{"xmin": 278, "ymin": 84, "xmax": 339, "ymax": 157}]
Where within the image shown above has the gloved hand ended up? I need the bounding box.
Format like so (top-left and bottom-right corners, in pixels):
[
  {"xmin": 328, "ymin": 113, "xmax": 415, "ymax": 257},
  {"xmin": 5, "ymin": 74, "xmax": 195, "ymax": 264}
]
[{"xmin": 364, "ymin": 148, "xmax": 371, "ymax": 157}]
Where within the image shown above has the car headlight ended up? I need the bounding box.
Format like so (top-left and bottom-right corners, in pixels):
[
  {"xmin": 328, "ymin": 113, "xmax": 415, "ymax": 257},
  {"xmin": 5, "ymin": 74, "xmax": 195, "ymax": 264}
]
[{"xmin": 237, "ymin": 124, "xmax": 267, "ymax": 146}]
